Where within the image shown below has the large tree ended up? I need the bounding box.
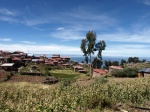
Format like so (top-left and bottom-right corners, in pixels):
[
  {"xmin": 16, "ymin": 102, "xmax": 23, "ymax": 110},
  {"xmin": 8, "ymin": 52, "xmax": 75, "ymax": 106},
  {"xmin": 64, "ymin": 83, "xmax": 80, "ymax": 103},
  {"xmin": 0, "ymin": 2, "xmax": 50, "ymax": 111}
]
[{"xmin": 80, "ymin": 31, "xmax": 106, "ymax": 78}]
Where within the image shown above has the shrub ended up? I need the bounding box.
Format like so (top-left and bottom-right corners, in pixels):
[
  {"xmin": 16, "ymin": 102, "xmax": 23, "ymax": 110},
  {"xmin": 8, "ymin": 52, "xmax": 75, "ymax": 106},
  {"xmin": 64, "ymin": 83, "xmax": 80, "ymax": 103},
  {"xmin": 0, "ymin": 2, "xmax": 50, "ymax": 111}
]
[
  {"xmin": 2, "ymin": 72, "xmax": 14, "ymax": 82},
  {"xmin": 111, "ymin": 67, "xmax": 138, "ymax": 77},
  {"xmin": 95, "ymin": 77, "xmax": 108, "ymax": 84},
  {"xmin": 44, "ymin": 66, "xmax": 50, "ymax": 76}
]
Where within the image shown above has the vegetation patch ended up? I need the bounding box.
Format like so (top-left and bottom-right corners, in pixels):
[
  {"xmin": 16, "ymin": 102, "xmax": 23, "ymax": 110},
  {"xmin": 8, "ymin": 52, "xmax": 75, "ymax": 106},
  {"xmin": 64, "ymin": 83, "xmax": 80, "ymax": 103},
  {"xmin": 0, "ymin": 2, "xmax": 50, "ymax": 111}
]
[
  {"xmin": 51, "ymin": 69, "xmax": 86, "ymax": 79},
  {"xmin": 0, "ymin": 77, "xmax": 149, "ymax": 111},
  {"xmin": 19, "ymin": 63, "xmax": 51, "ymax": 76},
  {"xmin": 111, "ymin": 67, "xmax": 138, "ymax": 77}
]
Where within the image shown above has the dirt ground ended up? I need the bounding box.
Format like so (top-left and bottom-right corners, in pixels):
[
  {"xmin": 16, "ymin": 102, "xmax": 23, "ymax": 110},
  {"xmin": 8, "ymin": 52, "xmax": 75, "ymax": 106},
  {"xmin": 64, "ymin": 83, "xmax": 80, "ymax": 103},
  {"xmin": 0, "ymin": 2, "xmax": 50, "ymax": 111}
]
[{"xmin": 7, "ymin": 74, "xmax": 46, "ymax": 83}]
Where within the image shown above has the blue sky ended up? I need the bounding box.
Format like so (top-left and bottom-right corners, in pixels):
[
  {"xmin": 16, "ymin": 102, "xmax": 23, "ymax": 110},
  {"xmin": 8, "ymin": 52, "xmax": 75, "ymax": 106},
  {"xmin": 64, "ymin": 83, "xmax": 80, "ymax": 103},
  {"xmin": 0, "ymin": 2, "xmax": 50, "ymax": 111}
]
[{"xmin": 0, "ymin": 0, "xmax": 150, "ymax": 57}]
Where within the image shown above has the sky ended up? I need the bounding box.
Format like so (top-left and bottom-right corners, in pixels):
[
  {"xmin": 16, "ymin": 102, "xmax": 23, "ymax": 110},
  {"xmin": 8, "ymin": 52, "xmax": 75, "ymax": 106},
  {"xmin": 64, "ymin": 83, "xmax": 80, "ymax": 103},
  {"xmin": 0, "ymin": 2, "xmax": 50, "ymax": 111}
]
[{"xmin": 0, "ymin": 0, "xmax": 150, "ymax": 57}]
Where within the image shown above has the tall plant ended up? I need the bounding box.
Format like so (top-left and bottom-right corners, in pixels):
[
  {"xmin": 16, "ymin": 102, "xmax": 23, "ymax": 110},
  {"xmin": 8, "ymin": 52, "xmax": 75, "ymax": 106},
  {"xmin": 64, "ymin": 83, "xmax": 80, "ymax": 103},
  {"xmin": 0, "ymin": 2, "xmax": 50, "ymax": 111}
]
[{"xmin": 80, "ymin": 31, "xmax": 106, "ymax": 78}]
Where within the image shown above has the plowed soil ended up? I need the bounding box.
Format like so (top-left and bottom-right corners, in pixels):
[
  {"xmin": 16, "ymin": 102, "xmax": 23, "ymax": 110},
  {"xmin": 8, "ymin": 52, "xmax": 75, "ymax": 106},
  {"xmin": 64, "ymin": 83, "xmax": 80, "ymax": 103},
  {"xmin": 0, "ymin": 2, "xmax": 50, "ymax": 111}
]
[
  {"xmin": 0, "ymin": 70, "xmax": 7, "ymax": 81},
  {"xmin": 7, "ymin": 75, "xmax": 46, "ymax": 83}
]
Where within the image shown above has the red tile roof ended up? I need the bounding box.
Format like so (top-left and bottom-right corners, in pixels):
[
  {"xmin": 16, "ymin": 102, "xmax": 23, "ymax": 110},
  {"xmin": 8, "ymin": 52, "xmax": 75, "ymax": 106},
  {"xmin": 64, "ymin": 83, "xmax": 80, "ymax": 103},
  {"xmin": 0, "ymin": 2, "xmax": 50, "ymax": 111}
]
[
  {"xmin": 12, "ymin": 57, "xmax": 21, "ymax": 61},
  {"xmin": 93, "ymin": 69, "xmax": 106, "ymax": 74},
  {"xmin": 23, "ymin": 58, "xmax": 32, "ymax": 61}
]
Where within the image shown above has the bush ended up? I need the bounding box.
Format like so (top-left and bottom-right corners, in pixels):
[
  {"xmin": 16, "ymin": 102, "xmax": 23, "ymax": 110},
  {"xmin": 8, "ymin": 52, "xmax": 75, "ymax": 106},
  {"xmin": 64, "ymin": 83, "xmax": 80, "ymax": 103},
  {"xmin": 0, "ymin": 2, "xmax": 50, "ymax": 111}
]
[
  {"xmin": 95, "ymin": 77, "xmax": 108, "ymax": 84},
  {"xmin": 2, "ymin": 72, "xmax": 14, "ymax": 82},
  {"xmin": 111, "ymin": 67, "xmax": 138, "ymax": 77}
]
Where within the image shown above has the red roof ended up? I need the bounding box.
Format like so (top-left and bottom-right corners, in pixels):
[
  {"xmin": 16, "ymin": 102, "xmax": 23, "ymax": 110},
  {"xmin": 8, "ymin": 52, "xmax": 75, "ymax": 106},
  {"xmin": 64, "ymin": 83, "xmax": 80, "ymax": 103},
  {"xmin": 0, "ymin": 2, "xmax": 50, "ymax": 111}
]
[
  {"xmin": 12, "ymin": 57, "xmax": 21, "ymax": 61},
  {"xmin": 53, "ymin": 60, "xmax": 58, "ymax": 63},
  {"xmin": 23, "ymin": 58, "xmax": 31, "ymax": 61},
  {"xmin": 93, "ymin": 69, "xmax": 106, "ymax": 74}
]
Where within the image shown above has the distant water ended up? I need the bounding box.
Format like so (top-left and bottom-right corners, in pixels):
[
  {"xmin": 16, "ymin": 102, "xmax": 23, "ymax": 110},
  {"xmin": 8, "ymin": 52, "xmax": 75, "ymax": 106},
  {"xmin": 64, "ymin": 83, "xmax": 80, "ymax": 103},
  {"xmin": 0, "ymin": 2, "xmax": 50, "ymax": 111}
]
[
  {"xmin": 71, "ymin": 56, "xmax": 122, "ymax": 63},
  {"xmin": 33, "ymin": 54, "xmax": 150, "ymax": 63},
  {"xmin": 71, "ymin": 56, "xmax": 150, "ymax": 64}
]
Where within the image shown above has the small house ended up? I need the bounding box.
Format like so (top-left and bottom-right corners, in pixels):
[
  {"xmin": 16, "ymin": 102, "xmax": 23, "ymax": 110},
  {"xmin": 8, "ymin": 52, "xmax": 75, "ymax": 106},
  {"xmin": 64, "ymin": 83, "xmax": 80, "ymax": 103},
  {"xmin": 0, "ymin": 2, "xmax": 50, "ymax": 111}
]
[{"xmin": 138, "ymin": 68, "xmax": 150, "ymax": 77}]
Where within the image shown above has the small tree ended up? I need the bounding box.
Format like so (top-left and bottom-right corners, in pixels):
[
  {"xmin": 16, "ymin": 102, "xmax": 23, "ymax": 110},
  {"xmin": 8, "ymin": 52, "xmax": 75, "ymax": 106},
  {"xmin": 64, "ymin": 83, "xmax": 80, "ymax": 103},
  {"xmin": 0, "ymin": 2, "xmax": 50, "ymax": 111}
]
[
  {"xmin": 80, "ymin": 31, "xmax": 106, "ymax": 78},
  {"xmin": 120, "ymin": 59, "xmax": 126, "ymax": 67},
  {"xmin": 103, "ymin": 60, "xmax": 112, "ymax": 69}
]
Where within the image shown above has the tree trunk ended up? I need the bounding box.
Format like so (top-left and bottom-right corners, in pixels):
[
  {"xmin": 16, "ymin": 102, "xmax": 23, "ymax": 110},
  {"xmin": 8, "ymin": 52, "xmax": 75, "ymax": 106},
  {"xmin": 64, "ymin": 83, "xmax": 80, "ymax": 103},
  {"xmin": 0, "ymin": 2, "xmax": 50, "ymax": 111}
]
[{"xmin": 90, "ymin": 53, "xmax": 93, "ymax": 79}]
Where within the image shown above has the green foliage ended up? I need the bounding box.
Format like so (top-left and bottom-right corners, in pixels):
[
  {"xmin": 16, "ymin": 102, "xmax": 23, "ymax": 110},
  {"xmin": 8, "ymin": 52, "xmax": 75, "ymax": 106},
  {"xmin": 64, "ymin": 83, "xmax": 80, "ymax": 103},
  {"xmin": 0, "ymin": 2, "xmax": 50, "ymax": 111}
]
[
  {"xmin": 111, "ymin": 61, "xmax": 119, "ymax": 66},
  {"xmin": 92, "ymin": 57, "xmax": 103, "ymax": 68},
  {"xmin": 103, "ymin": 60, "xmax": 112, "ymax": 69},
  {"xmin": 128, "ymin": 57, "xmax": 140, "ymax": 63},
  {"xmin": 0, "ymin": 77, "xmax": 150, "ymax": 111},
  {"xmin": 95, "ymin": 77, "xmax": 108, "ymax": 84},
  {"xmin": 111, "ymin": 67, "xmax": 138, "ymax": 77},
  {"xmin": 19, "ymin": 63, "xmax": 50, "ymax": 76},
  {"xmin": 80, "ymin": 31, "xmax": 96, "ymax": 62},
  {"xmin": 120, "ymin": 59, "xmax": 127, "ymax": 67},
  {"xmin": 51, "ymin": 69, "xmax": 86, "ymax": 79},
  {"xmin": 103, "ymin": 60, "xmax": 119, "ymax": 69},
  {"xmin": 94, "ymin": 40, "xmax": 106, "ymax": 60},
  {"xmin": 60, "ymin": 78, "xmax": 76, "ymax": 88},
  {"xmin": 44, "ymin": 66, "xmax": 50, "ymax": 76}
]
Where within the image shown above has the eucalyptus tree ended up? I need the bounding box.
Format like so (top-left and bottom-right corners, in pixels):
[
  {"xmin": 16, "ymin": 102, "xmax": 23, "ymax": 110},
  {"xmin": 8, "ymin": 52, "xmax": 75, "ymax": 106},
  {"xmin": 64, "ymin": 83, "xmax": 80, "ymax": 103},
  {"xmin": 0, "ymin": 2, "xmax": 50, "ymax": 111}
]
[{"xmin": 80, "ymin": 31, "xmax": 106, "ymax": 78}]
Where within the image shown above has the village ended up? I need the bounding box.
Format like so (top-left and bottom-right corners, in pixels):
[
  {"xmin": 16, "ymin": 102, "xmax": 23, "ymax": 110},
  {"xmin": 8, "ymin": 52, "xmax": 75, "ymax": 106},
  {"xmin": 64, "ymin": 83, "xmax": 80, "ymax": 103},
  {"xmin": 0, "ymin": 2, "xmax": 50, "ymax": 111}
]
[
  {"xmin": 0, "ymin": 50, "xmax": 106, "ymax": 83},
  {"xmin": 0, "ymin": 50, "xmax": 150, "ymax": 84}
]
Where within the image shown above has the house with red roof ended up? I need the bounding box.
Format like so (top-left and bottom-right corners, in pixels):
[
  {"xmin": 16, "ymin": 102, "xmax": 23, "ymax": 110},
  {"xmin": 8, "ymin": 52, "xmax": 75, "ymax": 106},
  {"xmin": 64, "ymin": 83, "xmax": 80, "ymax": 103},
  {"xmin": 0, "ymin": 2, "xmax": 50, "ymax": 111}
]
[{"xmin": 92, "ymin": 69, "xmax": 106, "ymax": 78}]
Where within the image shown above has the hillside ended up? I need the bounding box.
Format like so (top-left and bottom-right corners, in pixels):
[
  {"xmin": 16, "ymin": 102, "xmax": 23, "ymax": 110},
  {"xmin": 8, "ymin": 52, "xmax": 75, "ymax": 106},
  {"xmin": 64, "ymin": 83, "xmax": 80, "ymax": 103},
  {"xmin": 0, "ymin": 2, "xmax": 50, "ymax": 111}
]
[{"xmin": 0, "ymin": 76, "xmax": 150, "ymax": 112}]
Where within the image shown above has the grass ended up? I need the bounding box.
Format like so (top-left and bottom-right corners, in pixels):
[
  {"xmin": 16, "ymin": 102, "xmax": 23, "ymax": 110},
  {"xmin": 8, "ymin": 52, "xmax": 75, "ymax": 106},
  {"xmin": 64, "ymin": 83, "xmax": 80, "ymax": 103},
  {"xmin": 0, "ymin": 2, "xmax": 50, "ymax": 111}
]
[
  {"xmin": 125, "ymin": 62, "xmax": 150, "ymax": 69},
  {"xmin": 50, "ymin": 69, "xmax": 87, "ymax": 79},
  {"xmin": 19, "ymin": 63, "xmax": 48, "ymax": 75}
]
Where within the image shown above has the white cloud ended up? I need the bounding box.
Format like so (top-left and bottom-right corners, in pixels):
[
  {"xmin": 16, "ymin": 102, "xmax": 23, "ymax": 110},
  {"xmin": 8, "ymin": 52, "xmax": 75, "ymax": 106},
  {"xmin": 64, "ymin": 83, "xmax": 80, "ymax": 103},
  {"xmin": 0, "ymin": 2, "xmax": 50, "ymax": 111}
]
[
  {"xmin": 140, "ymin": 0, "xmax": 150, "ymax": 6},
  {"xmin": 21, "ymin": 41, "xmax": 36, "ymax": 44},
  {"xmin": 0, "ymin": 8, "xmax": 18, "ymax": 23},
  {"xmin": 63, "ymin": 9, "xmax": 116, "ymax": 26},
  {"xmin": 0, "ymin": 8, "xmax": 16, "ymax": 16},
  {"xmin": 97, "ymin": 26, "xmax": 150, "ymax": 43},
  {"xmin": 103, "ymin": 44, "xmax": 150, "ymax": 57},
  {"xmin": 0, "ymin": 38, "xmax": 11, "ymax": 41},
  {"xmin": 0, "ymin": 44, "xmax": 81, "ymax": 55},
  {"xmin": 0, "ymin": 16, "xmax": 17, "ymax": 23},
  {"xmin": 50, "ymin": 30, "xmax": 84, "ymax": 40},
  {"xmin": 56, "ymin": 27, "xmax": 65, "ymax": 31},
  {"xmin": 23, "ymin": 19, "xmax": 49, "ymax": 26},
  {"xmin": 0, "ymin": 43, "xmax": 149, "ymax": 57}
]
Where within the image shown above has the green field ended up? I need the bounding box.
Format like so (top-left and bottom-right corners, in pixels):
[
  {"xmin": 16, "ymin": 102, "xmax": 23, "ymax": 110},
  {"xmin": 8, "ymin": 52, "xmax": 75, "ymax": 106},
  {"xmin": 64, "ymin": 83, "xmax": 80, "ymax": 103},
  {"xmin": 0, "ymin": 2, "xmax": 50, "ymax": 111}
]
[{"xmin": 51, "ymin": 69, "xmax": 87, "ymax": 79}]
